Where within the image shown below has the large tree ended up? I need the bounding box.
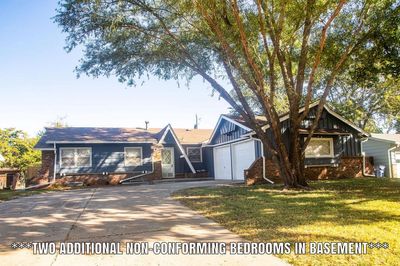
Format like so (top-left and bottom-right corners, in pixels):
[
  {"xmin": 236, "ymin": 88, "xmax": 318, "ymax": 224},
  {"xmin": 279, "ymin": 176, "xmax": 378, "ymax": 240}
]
[
  {"xmin": 0, "ymin": 129, "xmax": 41, "ymax": 172},
  {"xmin": 325, "ymin": 4, "xmax": 400, "ymax": 133},
  {"xmin": 55, "ymin": 0, "xmax": 398, "ymax": 188}
]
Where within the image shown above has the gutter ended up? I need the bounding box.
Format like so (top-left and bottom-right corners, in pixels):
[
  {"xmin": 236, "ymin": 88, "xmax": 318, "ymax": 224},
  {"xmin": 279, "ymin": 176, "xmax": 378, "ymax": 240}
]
[
  {"xmin": 119, "ymin": 160, "xmax": 155, "ymax": 183},
  {"xmin": 252, "ymin": 137, "xmax": 274, "ymax": 184},
  {"xmin": 203, "ymin": 136, "xmax": 250, "ymax": 147},
  {"xmin": 119, "ymin": 172, "xmax": 151, "ymax": 183}
]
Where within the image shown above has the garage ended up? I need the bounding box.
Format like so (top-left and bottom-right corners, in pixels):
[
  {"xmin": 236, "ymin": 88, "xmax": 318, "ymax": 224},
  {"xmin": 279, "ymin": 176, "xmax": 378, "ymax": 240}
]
[
  {"xmin": 209, "ymin": 115, "xmax": 260, "ymax": 181},
  {"xmin": 231, "ymin": 140, "xmax": 256, "ymax": 180},
  {"xmin": 213, "ymin": 145, "xmax": 232, "ymax": 180},
  {"xmin": 213, "ymin": 140, "xmax": 257, "ymax": 181}
]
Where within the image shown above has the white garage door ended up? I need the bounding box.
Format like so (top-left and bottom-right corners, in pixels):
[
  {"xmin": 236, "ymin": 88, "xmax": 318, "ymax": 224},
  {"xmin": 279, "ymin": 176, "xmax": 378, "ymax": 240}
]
[
  {"xmin": 214, "ymin": 145, "xmax": 232, "ymax": 180},
  {"xmin": 232, "ymin": 140, "xmax": 256, "ymax": 180}
]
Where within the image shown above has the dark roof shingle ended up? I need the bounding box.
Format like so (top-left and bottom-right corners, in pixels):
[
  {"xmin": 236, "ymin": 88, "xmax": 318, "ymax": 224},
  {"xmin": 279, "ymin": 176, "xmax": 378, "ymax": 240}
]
[{"xmin": 34, "ymin": 126, "xmax": 213, "ymax": 149}]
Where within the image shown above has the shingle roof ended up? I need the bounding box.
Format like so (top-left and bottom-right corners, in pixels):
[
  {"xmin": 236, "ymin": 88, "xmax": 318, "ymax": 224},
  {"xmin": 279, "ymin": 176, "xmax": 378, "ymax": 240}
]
[
  {"xmin": 34, "ymin": 126, "xmax": 213, "ymax": 149},
  {"xmin": 172, "ymin": 128, "xmax": 213, "ymax": 144},
  {"xmin": 145, "ymin": 127, "xmax": 213, "ymax": 144},
  {"xmin": 370, "ymin": 133, "xmax": 400, "ymax": 144}
]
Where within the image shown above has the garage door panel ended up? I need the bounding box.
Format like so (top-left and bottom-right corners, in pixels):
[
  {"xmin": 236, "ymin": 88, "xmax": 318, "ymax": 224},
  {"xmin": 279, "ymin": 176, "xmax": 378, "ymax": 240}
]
[
  {"xmin": 214, "ymin": 146, "xmax": 232, "ymax": 180},
  {"xmin": 232, "ymin": 141, "xmax": 256, "ymax": 180}
]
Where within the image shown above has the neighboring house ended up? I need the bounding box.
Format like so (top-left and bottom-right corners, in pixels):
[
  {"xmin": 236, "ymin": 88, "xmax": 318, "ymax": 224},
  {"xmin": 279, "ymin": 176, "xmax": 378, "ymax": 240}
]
[
  {"xmin": 362, "ymin": 134, "xmax": 400, "ymax": 178},
  {"xmin": 34, "ymin": 125, "xmax": 212, "ymax": 185},
  {"xmin": 35, "ymin": 103, "xmax": 372, "ymax": 185},
  {"xmin": 0, "ymin": 169, "xmax": 20, "ymax": 190}
]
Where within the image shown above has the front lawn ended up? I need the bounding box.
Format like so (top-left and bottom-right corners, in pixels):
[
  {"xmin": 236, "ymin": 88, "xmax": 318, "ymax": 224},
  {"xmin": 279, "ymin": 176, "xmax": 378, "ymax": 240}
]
[
  {"xmin": 173, "ymin": 178, "xmax": 400, "ymax": 266},
  {"xmin": 0, "ymin": 189, "xmax": 48, "ymax": 201}
]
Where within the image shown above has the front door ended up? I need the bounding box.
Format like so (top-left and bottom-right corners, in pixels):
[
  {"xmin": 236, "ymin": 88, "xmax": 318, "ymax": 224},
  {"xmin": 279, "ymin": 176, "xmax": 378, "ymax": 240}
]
[{"xmin": 161, "ymin": 147, "xmax": 175, "ymax": 178}]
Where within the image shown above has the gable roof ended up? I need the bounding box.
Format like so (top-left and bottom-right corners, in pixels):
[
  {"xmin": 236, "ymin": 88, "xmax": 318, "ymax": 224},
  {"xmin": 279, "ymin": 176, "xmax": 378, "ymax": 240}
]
[
  {"xmin": 228, "ymin": 102, "xmax": 369, "ymax": 137},
  {"xmin": 158, "ymin": 125, "xmax": 197, "ymax": 173},
  {"xmin": 208, "ymin": 114, "xmax": 253, "ymax": 144},
  {"xmin": 369, "ymin": 133, "xmax": 400, "ymax": 144}
]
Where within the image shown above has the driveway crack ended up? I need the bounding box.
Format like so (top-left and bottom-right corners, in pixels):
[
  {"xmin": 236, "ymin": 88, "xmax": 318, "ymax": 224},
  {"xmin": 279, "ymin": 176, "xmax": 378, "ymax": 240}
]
[{"xmin": 50, "ymin": 188, "xmax": 97, "ymax": 266}]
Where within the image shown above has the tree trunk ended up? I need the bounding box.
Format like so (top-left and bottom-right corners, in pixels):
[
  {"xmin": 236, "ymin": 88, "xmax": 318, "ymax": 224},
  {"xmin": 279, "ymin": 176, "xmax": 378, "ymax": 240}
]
[{"xmin": 259, "ymin": 132, "xmax": 308, "ymax": 189}]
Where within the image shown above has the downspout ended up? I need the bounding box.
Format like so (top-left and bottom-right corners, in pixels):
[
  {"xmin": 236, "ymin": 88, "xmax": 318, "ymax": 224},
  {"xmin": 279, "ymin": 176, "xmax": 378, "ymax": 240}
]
[
  {"xmin": 360, "ymin": 139, "xmax": 375, "ymax": 177},
  {"xmin": 387, "ymin": 145, "xmax": 398, "ymax": 178},
  {"xmin": 252, "ymin": 137, "xmax": 274, "ymax": 184},
  {"xmin": 53, "ymin": 142, "xmax": 57, "ymax": 183}
]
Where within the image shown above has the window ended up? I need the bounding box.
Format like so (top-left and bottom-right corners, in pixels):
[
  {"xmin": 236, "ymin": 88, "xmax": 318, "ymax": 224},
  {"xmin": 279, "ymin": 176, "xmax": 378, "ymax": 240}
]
[
  {"xmin": 305, "ymin": 138, "xmax": 334, "ymax": 158},
  {"xmin": 60, "ymin": 148, "xmax": 91, "ymax": 167},
  {"xmin": 125, "ymin": 147, "xmax": 143, "ymax": 166},
  {"xmin": 187, "ymin": 147, "xmax": 202, "ymax": 162}
]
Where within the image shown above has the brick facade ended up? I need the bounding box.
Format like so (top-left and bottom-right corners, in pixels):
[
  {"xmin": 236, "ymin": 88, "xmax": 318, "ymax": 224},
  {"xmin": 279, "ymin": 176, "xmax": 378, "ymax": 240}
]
[
  {"xmin": 245, "ymin": 156, "xmax": 374, "ymax": 185},
  {"xmin": 54, "ymin": 173, "xmax": 131, "ymax": 186},
  {"xmin": 33, "ymin": 150, "xmax": 55, "ymax": 184}
]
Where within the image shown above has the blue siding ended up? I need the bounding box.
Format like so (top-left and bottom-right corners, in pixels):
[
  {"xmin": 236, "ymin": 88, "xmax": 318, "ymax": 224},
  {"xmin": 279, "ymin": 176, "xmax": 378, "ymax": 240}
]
[
  {"xmin": 163, "ymin": 131, "xmax": 198, "ymax": 174},
  {"xmin": 210, "ymin": 119, "xmax": 250, "ymax": 145},
  {"xmin": 263, "ymin": 108, "xmax": 362, "ymax": 166},
  {"xmin": 56, "ymin": 143, "xmax": 153, "ymax": 174},
  {"xmin": 203, "ymin": 146, "xmax": 214, "ymax": 177},
  {"xmin": 182, "ymin": 144, "xmax": 208, "ymax": 172}
]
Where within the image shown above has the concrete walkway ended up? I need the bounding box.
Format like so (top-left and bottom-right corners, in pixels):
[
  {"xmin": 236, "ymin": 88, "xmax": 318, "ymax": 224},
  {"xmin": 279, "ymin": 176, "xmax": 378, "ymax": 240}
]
[{"xmin": 0, "ymin": 181, "xmax": 287, "ymax": 265}]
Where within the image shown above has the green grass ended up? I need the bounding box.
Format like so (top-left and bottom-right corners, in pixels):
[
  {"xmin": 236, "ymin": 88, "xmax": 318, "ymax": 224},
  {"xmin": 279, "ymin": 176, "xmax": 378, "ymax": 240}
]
[
  {"xmin": 173, "ymin": 178, "xmax": 400, "ymax": 266},
  {"xmin": 0, "ymin": 189, "xmax": 49, "ymax": 201}
]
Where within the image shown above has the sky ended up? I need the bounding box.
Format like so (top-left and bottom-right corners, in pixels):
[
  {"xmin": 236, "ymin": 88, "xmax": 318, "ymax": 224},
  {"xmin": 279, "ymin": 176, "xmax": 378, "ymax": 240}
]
[{"xmin": 0, "ymin": 0, "xmax": 231, "ymax": 136}]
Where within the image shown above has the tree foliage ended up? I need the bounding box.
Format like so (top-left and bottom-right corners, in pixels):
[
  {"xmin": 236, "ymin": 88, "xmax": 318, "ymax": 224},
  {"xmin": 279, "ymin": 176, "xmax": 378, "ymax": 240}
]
[
  {"xmin": 55, "ymin": 0, "xmax": 399, "ymax": 188},
  {"xmin": 326, "ymin": 4, "xmax": 400, "ymax": 133},
  {"xmin": 0, "ymin": 129, "xmax": 41, "ymax": 172}
]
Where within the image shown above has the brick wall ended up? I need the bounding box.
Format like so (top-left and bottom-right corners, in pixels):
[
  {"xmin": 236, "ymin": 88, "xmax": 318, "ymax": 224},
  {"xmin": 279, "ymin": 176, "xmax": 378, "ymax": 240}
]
[
  {"xmin": 55, "ymin": 173, "xmax": 131, "ymax": 186},
  {"xmin": 246, "ymin": 156, "xmax": 373, "ymax": 185},
  {"xmin": 34, "ymin": 150, "xmax": 55, "ymax": 183}
]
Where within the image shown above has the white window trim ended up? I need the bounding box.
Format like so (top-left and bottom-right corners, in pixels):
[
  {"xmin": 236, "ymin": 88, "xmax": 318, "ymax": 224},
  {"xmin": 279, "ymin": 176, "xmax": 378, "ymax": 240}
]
[
  {"xmin": 304, "ymin": 137, "xmax": 334, "ymax": 158},
  {"xmin": 186, "ymin": 147, "xmax": 202, "ymax": 163},
  {"xmin": 124, "ymin": 147, "xmax": 143, "ymax": 166},
  {"xmin": 60, "ymin": 147, "xmax": 92, "ymax": 168}
]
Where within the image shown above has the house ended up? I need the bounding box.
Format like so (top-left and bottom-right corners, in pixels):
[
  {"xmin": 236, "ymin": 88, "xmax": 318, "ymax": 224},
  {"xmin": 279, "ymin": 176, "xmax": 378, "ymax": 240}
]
[
  {"xmin": 35, "ymin": 103, "xmax": 372, "ymax": 185},
  {"xmin": 0, "ymin": 169, "xmax": 21, "ymax": 190},
  {"xmin": 362, "ymin": 134, "xmax": 400, "ymax": 178},
  {"xmin": 34, "ymin": 125, "xmax": 213, "ymax": 185},
  {"xmin": 207, "ymin": 102, "xmax": 371, "ymax": 184},
  {"xmin": 0, "ymin": 152, "xmax": 22, "ymax": 190}
]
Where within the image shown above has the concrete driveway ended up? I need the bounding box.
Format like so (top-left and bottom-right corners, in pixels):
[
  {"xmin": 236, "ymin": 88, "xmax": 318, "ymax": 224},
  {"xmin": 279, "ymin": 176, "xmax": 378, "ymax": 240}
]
[{"xmin": 0, "ymin": 181, "xmax": 287, "ymax": 265}]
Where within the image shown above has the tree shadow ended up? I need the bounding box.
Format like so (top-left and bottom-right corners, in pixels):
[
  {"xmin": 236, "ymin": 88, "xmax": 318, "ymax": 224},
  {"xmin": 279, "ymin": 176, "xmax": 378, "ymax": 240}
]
[
  {"xmin": 0, "ymin": 181, "xmax": 239, "ymax": 255},
  {"xmin": 174, "ymin": 178, "xmax": 400, "ymax": 244}
]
